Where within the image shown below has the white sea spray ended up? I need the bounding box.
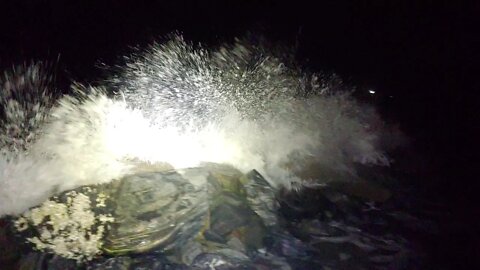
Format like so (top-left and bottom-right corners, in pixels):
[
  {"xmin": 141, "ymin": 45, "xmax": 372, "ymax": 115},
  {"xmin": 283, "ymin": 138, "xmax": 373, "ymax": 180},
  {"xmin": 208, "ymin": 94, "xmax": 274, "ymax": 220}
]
[
  {"xmin": 1, "ymin": 35, "xmax": 397, "ymax": 217},
  {"xmin": 107, "ymin": 35, "xmax": 393, "ymax": 182}
]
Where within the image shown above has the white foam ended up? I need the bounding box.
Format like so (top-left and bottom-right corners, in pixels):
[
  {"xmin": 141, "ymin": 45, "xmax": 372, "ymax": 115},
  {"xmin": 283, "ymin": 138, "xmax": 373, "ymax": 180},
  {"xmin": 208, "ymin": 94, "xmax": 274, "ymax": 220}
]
[{"xmin": 0, "ymin": 36, "xmax": 397, "ymax": 216}]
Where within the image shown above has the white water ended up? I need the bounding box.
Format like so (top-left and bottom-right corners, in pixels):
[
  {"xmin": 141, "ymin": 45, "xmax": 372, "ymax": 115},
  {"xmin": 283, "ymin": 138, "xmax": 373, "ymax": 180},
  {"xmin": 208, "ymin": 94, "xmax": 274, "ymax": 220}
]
[{"xmin": 0, "ymin": 35, "xmax": 397, "ymax": 216}]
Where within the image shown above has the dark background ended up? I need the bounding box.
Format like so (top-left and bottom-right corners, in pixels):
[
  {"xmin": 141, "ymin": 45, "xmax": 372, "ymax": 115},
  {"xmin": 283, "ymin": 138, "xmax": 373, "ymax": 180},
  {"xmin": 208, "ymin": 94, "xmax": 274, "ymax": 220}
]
[{"xmin": 1, "ymin": 0, "xmax": 478, "ymax": 267}]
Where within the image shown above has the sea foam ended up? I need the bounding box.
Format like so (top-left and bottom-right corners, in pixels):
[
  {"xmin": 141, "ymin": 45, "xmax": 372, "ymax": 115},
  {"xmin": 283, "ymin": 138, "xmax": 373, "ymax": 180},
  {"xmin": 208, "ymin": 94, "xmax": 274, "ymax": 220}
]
[{"xmin": 1, "ymin": 35, "xmax": 396, "ymax": 216}]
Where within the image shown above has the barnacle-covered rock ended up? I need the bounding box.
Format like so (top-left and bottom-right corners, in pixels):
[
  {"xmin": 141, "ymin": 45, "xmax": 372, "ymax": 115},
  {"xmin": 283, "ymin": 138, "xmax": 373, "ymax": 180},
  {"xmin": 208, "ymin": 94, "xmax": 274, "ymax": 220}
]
[{"xmin": 14, "ymin": 186, "xmax": 115, "ymax": 262}]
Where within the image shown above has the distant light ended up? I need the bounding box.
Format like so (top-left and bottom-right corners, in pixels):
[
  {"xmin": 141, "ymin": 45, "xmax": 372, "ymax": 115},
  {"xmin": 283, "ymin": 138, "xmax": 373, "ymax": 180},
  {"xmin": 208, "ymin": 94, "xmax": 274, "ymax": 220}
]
[{"xmin": 368, "ymin": 90, "xmax": 376, "ymax": 94}]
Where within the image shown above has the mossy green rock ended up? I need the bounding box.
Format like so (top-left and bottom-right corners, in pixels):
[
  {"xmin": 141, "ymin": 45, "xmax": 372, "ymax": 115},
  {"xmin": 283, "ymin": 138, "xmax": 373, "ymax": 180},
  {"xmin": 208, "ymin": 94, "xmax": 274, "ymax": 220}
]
[
  {"xmin": 102, "ymin": 163, "xmax": 276, "ymax": 265},
  {"xmin": 103, "ymin": 170, "xmax": 208, "ymax": 255}
]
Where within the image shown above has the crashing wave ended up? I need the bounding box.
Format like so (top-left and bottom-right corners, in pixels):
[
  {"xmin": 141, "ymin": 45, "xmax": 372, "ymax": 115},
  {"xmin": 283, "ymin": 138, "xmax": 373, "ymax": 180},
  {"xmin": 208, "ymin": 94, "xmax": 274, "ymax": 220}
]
[{"xmin": 0, "ymin": 34, "xmax": 400, "ymax": 216}]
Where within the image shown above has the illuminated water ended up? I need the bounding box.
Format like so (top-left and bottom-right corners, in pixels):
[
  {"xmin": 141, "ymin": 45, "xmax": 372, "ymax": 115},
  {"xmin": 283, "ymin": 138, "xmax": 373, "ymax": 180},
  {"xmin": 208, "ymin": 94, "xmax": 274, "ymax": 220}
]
[{"xmin": 0, "ymin": 35, "xmax": 398, "ymax": 217}]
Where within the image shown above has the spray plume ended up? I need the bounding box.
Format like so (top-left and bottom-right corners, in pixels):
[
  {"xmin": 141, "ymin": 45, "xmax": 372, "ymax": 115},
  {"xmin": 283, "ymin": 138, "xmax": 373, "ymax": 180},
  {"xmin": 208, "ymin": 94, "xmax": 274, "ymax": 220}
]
[{"xmin": 0, "ymin": 35, "xmax": 394, "ymax": 216}]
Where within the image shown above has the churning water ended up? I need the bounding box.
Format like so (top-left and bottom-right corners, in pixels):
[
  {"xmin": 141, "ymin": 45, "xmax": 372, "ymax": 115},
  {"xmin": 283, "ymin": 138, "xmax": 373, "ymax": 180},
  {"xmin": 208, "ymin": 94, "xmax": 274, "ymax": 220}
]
[{"xmin": 0, "ymin": 35, "xmax": 398, "ymax": 217}]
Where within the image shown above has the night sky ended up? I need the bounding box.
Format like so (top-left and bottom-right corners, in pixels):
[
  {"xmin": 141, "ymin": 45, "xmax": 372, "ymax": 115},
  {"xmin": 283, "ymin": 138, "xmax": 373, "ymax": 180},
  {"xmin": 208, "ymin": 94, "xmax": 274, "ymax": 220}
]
[{"xmin": 1, "ymin": 0, "xmax": 478, "ymax": 266}]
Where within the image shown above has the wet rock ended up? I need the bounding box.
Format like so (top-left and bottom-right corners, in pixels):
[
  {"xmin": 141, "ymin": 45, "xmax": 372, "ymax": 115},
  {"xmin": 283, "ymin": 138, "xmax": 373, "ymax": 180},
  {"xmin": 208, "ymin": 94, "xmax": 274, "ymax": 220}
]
[
  {"xmin": 86, "ymin": 255, "xmax": 182, "ymax": 270},
  {"xmin": 17, "ymin": 252, "xmax": 48, "ymax": 270},
  {"xmin": 100, "ymin": 164, "xmax": 273, "ymax": 266},
  {"xmin": 198, "ymin": 166, "xmax": 268, "ymax": 252},
  {"xmin": 104, "ymin": 170, "xmax": 208, "ymax": 255},
  {"xmin": 191, "ymin": 252, "xmax": 252, "ymax": 270},
  {"xmin": 0, "ymin": 217, "xmax": 21, "ymax": 267},
  {"xmin": 16, "ymin": 252, "xmax": 77, "ymax": 270},
  {"xmin": 241, "ymin": 170, "xmax": 279, "ymax": 227},
  {"xmin": 329, "ymin": 180, "xmax": 391, "ymax": 203},
  {"xmin": 87, "ymin": 256, "xmax": 133, "ymax": 270}
]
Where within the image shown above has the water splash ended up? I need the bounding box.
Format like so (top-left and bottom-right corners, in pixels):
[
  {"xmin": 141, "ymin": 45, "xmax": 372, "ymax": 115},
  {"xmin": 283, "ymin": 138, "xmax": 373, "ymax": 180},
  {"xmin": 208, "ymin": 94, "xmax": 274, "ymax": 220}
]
[
  {"xmin": 1, "ymin": 35, "xmax": 396, "ymax": 216},
  {"xmin": 106, "ymin": 35, "xmax": 392, "ymax": 179},
  {"xmin": 0, "ymin": 62, "xmax": 58, "ymax": 156}
]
